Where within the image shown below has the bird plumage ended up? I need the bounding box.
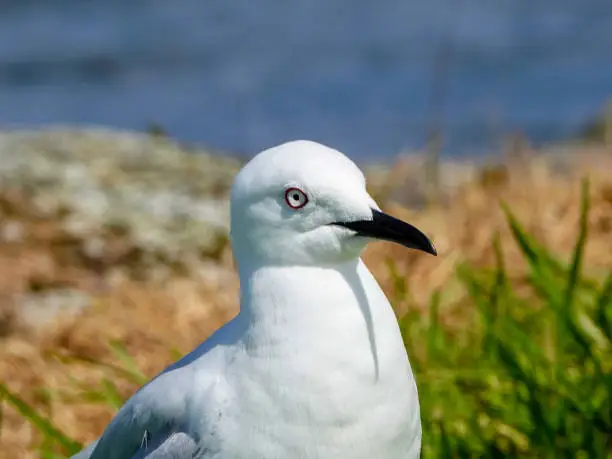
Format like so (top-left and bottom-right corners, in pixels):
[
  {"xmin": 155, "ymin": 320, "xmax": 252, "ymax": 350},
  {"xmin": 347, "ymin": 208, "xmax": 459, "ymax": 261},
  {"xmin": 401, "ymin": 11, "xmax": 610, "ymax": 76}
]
[{"xmin": 73, "ymin": 140, "xmax": 433, "ymax": 459}]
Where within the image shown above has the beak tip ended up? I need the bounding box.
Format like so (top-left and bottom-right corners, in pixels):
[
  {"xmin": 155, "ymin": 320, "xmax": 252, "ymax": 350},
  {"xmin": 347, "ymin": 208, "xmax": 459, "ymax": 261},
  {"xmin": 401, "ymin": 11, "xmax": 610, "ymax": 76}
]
[{"xmin": 415, "ymin": 238, "xmax": 437, "ymax": 256}]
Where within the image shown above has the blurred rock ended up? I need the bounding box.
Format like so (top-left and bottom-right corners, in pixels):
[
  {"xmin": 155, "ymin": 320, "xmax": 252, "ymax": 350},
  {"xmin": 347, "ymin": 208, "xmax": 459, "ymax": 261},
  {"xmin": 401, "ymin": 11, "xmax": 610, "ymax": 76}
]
[
  {"xmin": 0, "ymin": 126, "xmax": 242, "ymax": 275},
  {"xmin": 18, "ymin": 289, "xmax": 92, "ymax": 329}
]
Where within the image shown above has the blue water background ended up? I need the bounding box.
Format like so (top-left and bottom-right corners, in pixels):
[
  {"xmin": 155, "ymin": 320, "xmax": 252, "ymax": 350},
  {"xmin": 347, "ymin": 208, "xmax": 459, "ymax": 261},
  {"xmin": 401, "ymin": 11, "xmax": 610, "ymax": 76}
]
[{"xmin": 0, "ymin": 1, "xmax": 611, "ymax": 160}]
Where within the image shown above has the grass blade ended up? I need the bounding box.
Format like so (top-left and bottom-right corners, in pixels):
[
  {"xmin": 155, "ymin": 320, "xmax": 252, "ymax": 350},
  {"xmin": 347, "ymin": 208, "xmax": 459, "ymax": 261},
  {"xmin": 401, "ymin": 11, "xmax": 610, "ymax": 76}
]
[
  {"xmin": 426, "ymin": 289, "xmax": 443, "ymax": 361},
  {"xmin": 108, "ymin": 340, "xmax": 149, "ymax": 385},
  {"xmin": 563, "ymin": 179, "xmax": 589, "ymax": 312},
  {"xmin": 0, "ymin": 383, "xmax": 82, "ymax": 454},
  {"xmin": 595, "ymin": 273, "xmax": 612, "ymax": 341}
]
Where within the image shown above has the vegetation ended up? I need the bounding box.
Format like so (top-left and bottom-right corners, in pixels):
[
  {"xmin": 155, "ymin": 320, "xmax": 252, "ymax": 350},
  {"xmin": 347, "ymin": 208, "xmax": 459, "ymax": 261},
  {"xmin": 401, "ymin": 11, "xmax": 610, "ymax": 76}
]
[
  {"xmin": 401, "ymin": 180, "xmax": 611, "ymax": 457},
  {"xmin": 1, "ymin": 177, "xmax": 610, "ymax": 457}
]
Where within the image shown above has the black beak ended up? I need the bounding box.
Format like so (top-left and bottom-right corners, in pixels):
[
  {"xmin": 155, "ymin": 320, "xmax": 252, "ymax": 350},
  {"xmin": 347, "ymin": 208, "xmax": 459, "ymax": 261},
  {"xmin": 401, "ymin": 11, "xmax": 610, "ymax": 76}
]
[{"xmin": 333, "ymin": 209, "xmax": 437, "ymax": 256}]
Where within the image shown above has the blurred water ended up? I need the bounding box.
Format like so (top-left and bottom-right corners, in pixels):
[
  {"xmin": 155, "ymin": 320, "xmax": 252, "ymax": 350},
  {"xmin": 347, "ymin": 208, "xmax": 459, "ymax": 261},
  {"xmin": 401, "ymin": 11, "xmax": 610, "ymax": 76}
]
[{"xmin": 0, "ymin": 0, "xmax": 610, "ymax": 160}]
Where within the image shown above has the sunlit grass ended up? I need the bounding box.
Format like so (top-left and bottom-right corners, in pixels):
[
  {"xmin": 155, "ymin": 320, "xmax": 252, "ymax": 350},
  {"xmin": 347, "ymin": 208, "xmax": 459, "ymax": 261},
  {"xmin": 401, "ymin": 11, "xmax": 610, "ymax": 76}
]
[
  {"xmin": 2, "ymin": 180, "xmax": 610, "ymax": 458},
  {"xmin": 401, "ymin": 180, "xmax": 612, "ymax": 457}
]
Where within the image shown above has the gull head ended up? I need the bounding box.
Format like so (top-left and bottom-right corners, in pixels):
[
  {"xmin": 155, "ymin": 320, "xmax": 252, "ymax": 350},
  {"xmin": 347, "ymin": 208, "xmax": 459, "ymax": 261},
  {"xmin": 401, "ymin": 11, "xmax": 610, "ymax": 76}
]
[{"xmin": 230, "ymin": 140, "xmax": 436, "ymax": 266}]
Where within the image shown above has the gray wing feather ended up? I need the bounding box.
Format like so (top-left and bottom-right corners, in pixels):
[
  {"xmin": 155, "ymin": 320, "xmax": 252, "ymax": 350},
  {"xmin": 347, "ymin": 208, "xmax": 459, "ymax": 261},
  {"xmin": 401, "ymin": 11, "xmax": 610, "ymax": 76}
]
[
  {"xmin": 132, "ymin": 432, "xmax": 198, "ymax": 459},
  {"xmin": 72, "ymin": 432, "xmax": 198, "ymax": 459},
  {"xmin": 69, "ymin": 321, "xmax": 234, "ymax": 459}
]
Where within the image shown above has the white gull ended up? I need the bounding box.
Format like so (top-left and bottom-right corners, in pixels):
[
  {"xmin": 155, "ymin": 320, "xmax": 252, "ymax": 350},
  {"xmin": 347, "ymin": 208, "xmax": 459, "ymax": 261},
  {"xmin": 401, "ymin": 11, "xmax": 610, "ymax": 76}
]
[{"xmin": 72, "ymin": 140, "xmax": 436, "ymax": 459}]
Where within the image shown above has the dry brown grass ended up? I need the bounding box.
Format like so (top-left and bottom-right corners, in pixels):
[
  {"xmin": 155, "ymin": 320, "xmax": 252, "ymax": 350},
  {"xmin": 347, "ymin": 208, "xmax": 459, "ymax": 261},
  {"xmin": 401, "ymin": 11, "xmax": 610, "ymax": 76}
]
[{"xmin": 1, "ymin": 145, "xmax": 611, "ymax": 458}]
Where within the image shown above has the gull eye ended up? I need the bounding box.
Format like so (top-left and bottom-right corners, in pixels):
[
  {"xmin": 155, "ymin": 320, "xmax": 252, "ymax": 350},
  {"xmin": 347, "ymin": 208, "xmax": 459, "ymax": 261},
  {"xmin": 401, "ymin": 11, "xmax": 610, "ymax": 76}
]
[{"xmin": 284, "ymin": 187, "xmax": 309, "ymax": 210}]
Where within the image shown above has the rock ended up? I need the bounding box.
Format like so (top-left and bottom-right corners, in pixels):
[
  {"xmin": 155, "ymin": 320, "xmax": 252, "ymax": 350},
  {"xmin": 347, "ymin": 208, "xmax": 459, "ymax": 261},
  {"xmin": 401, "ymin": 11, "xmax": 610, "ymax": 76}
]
[
  {"xmin": 17, "ymin": 289, "xmax": 93, "ymax": 329},
  {"xmin": 0, "ymin": 126, "xmax": 242, "ymax": 274}
]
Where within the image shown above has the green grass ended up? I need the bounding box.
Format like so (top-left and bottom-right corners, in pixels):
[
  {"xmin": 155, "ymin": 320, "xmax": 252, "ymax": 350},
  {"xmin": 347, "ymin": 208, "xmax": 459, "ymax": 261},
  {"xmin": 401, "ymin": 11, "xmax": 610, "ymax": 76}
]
[
  {"xmin": 401, "ymin": 180, "xmax": 612, "ymax": 458},
  {"xmin": 2, "ymin": 179, "xmax": 611, "ymax": 458}
]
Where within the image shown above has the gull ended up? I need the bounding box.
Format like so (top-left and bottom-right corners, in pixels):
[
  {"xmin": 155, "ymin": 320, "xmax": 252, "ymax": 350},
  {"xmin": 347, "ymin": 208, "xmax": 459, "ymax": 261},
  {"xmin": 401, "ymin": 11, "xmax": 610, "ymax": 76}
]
[{"xmin": 72, "ymin": 140, "xmax": 436, "ymax": 459}]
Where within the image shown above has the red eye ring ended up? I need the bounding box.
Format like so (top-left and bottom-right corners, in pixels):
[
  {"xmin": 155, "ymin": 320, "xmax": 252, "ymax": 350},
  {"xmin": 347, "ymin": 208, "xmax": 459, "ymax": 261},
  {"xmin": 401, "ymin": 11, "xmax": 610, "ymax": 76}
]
[{"xmin": 284, "ymin": 187, "xmax": 309, "ymax": 210}]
